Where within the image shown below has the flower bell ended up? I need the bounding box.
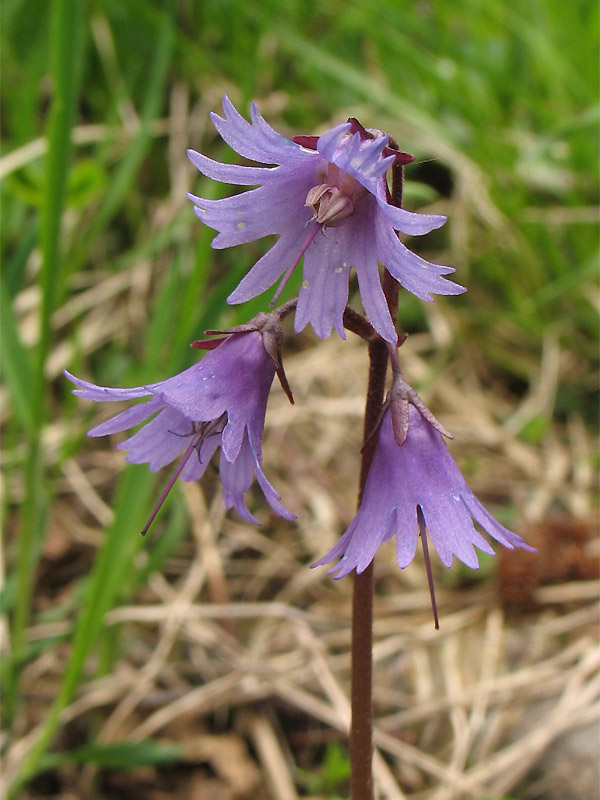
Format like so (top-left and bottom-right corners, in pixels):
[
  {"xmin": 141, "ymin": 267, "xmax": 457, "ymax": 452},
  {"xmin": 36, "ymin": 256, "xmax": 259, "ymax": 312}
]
[
  {"xmin": 187, "ymin": 96, "xmax": 465, "ymax": 343},
  {"xmin": 313, "ymin": 406, "xmax": 534, "ymax": 582},
  {"xmin": 66, "ymin": 322, "xmax": 296, "ymax": 534}
]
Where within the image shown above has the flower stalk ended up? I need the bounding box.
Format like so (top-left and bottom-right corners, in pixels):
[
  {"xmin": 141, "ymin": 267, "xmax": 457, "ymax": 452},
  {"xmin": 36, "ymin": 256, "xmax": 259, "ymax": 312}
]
[
  {"xmin": 350, "ymin": 162, "xmax": 407, "ymax": 799},
  {"xmin": 350, "ymin": 334, "xmax": 387, "ymax": 800}
]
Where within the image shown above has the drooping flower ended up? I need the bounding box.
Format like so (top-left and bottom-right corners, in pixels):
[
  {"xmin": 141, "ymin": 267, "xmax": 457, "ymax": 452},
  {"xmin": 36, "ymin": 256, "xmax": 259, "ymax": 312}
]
[
  {"xmin": 187, "ymin": 96, "xmax": 465, "ymax": 344},
  {"xmin": 65, "ymin": 330, "xmax": 295, "ymax": 530},
  {"xmin": 313, "ymin": 406, "xmax": 533, "ymax": 579}
]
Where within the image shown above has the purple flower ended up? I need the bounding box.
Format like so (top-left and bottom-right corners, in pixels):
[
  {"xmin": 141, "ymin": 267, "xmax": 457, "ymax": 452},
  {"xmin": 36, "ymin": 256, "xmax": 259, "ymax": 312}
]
[
  {"xmin": 313, "ymin": 406, "xmax": 533, "ymax": 579},
  {"xmin": 66, "ymin": 332, "xmax": 295, "ymax": 529},
  {"xmin": 187, "ymin": 97, "xmax": 465, "ymax": 344}
]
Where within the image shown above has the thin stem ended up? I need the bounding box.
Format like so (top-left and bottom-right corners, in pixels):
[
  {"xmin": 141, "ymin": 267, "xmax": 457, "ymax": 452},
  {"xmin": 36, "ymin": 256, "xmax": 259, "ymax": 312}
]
[
  {"xmin": 275, "ymin": 297, "xmax": 298, "ymax": 320},
  {"xmin": 351, "ymin": 335, "xmax": 388, "ymax": 800},
  {"xmin": 350, "ymin": 565, "xmax": 375, "ymax": 798},
  {"xmin": 350, "ymin": 295, "xmax": 393, "ymax": 800},
  {"xmin": 350, "ymin": 159, "xmax": 405, "ymax": 799},
  {"xmin": 343, "ymin": 306, "xmax": 378, "ymax": 342},
  {"xmin": 391, "ymin": 162, "xmax": 404, "ymax": 209}
]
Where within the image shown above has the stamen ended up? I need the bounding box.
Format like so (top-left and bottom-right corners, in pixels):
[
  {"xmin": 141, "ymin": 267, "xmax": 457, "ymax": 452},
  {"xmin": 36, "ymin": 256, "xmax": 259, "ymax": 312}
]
[
  {"xmin": 418, "ymin": 506, "xmax": 439, "ymax": 629},
  {"xmin": 140, "ymin": 437, "xmax": 198, "ymax": 536},
  {"xmin": 270, "ymin": 222, "xmax": 320, "ymax": 307},
  {"xmin": 195, "ymin": 413, "xmax": 227, "ymax": 462},
  {"xmin": 168, "ymin": 421, "xmax": 197, "ymax": 438}
]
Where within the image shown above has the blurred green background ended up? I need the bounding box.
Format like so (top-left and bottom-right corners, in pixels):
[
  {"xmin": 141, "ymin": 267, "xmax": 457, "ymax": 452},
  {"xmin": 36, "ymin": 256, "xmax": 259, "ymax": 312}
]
[{"xmin": 1, "ymin": 0, "xmax": 598, "ymax": 795}]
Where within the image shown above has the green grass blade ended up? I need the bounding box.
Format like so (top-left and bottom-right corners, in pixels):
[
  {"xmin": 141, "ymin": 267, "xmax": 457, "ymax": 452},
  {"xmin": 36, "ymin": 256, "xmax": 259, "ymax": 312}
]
[
  {"xmin": 0, "ymin": 276, "xmax": 35, "ymax": 432},
  {"xmin": 8, "ymin": 466, "xmax": 156, "ymax": 797},
  {"xmin": 7, "ymin": 0, "xmax": 86, "ymax": 728},
  {"xmin": 36, "ymin": 0, "xmax": 86, "ymax": 406},
  {"xmin": 64, "ymin": 3, "xmax": 175, "ymax": 283},
  {"xmin": 38, "ymin": 740, "xmax": 184, "ymax": 771}
]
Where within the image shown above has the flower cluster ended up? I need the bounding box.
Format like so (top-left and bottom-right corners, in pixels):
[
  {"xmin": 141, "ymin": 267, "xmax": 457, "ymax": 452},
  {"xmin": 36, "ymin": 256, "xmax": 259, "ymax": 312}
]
[{"xmin": 68, "ymin": 97, "xmax": 533, "ymax": 599}]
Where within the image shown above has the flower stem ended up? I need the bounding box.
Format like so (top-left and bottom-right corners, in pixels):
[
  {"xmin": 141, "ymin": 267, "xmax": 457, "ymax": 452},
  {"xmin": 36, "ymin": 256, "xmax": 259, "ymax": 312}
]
[
  {"xmin": 350, "ymin": 565, "xmax": 375, "ymax": 799},
  {"xmin": 343, "ymin": 306, "xmax": 378, "ymax": 342},
  {"xmin": 350, "ymin": 162, "xmax": 404, "ymax": 799},
  {"xmin": 350, "ymin": 332, "xmax": 388, "ymax": 800}
]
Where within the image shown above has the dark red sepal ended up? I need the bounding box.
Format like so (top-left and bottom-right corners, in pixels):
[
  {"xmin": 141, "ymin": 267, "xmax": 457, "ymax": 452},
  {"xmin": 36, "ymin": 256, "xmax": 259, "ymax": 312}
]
[
  {"xmin": 292, "ymin": 135, "xmax": 319, "ymax": 150},
  {"xmin": 190, "ymin": 337, "xmax": 227, "ymax": 350}
]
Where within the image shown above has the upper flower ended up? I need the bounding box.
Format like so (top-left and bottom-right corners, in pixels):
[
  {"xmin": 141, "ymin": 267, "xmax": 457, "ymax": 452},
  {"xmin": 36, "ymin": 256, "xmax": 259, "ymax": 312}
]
[
  {"xmin": 313, "ymin": 406, "xmax": 533, "ymax": 578},
  {"xmin": 187, "ymin": 96, "xmax": 465, "ymax": 344},
  {"xmin": 65, "ymin": 331, "xmax": 295, "ymax": 529}
]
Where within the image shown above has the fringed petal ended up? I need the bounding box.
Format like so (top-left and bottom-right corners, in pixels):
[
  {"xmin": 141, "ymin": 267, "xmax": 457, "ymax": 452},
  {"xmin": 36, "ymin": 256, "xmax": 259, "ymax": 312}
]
[
  {"xmin": 375, "ymin": 212, "xmax": 465, "ymax": 301},
  {"xmin": 210, "ymin": 95, "xmax": 305, "ymax": 165},
  {"xmin": 227, "ymin": 223, "xmax": 314, "ymax": 303},
  {"xmin": 117, "ymin": 406, "xmax": 194, "ymax": 473},
  {"xmin": 295, "ymin": 229, "xmax": 350, "ymax": 340},
  {"xmin": 375, "ymin": 187, "xmax": 447, "ymax": 236},
  {"xmin": 65, "ymin": 370, "xmax": 151, "ymax": 402},
  {"xmin": 88, "ymin": 396, "xmax": 162, "ymax": 437},
  {"xmin": 187, "ymin": 148, "xmax": 279, "ymax": 185}
]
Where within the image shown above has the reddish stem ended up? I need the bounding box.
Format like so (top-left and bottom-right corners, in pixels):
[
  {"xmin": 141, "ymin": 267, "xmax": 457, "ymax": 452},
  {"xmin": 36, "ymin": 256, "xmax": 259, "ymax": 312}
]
[
  {"xmin": 350, "ymin": 334, "xmax": 388, "ymax": 800},
  {"xmin": 342, "ymin": 306, "xmax": 379, "ymax": 342},
  {"xmin": 350, "ymin": 160, "xmax": 404, "ymax": 800}
]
